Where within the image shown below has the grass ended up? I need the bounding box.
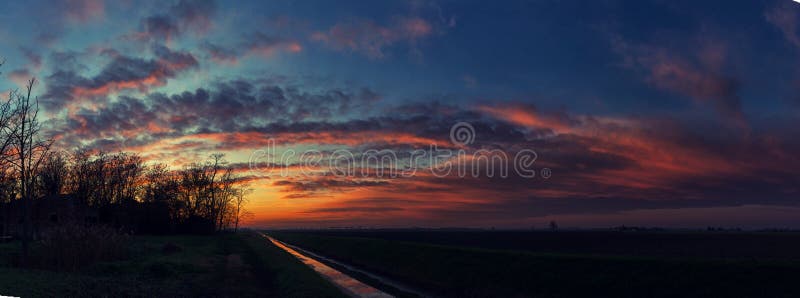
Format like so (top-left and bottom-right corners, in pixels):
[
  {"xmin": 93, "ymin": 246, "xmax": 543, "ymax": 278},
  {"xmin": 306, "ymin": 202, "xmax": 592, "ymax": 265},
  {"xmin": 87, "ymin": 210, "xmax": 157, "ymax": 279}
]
[
  {"xmin": 238, "ymin": 232, "xmax": 346, "ymax": 298},
  {"xmin": 0, "ymin": 232, "xmax": 346, "ymax": 297},
  {"xmin": 285, "ymin": 229, "xmax": 800, "ymax": 260},
  {"xmin": 271, "ymin": 231, "xmax": 800, "ymax": 298}
]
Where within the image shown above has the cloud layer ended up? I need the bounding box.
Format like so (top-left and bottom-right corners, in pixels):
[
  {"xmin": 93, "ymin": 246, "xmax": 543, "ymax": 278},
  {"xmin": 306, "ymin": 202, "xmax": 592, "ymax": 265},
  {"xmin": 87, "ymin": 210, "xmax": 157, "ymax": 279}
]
[{"xmin": 2, "ymin": 0, "xmax": 799, "ymax": 228}]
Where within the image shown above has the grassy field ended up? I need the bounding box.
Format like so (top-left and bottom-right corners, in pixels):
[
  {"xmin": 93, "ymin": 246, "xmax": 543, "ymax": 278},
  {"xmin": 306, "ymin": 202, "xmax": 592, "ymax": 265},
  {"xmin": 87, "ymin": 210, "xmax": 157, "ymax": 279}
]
[
  {"xmin": 270, "ymin": 230, "xmax": 800, "ymax": 298},
  {"xmin": 283, "ymin": 229, "xmax": 800, "ymax": 259},
  {"xmin": 0, "ymin": 232, "xmax": 345, "ymax": 297}
]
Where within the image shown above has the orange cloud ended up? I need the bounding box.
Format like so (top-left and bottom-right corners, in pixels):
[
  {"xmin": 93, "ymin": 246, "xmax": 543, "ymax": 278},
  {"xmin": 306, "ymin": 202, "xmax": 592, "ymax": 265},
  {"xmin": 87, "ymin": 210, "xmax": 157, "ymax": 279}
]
[
  {"xmin": 477, "ymin": 105, "xmax": 571, "ymax": 133},
  {"xmin": 71, "ymin": 72, "xmax": 166, "ymax": 98}
]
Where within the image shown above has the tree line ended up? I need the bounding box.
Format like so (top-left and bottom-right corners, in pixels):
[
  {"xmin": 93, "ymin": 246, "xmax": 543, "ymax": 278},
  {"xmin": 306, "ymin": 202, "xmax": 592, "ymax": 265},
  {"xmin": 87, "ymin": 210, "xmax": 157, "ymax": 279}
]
[
  {"xmin": 0, "ymin": 60, "xmax": 251, "ymax": 264},
  {"xmin": 1, "ymin": 150, "xmax": 252, "ymax": 233}
]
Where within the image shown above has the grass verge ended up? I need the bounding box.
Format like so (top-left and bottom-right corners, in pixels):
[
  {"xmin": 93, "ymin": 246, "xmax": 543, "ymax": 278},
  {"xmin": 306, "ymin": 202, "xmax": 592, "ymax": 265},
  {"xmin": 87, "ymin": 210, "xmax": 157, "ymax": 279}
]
[
  {"xmin": 0, "ymin": 232, "xmax": 346, "ymax": 297},
  {"xmin": 271, "ymin": 231, "xmax": 800, "ymax": 298}
]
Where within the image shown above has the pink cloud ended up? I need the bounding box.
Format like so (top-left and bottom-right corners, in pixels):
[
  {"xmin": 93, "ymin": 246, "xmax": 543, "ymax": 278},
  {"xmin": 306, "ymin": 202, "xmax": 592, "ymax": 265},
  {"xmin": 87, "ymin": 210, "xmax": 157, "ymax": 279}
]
[
  {"xmin": 311, "ymin": 16, "xmax": 436, "ymax": 59},
  {"xmin": 766, "ymin": 2, "xmax": 800, "ymax": 48},
  {"xmin": 64, "ymin": 0, "xmax": 105, "ymax": 24},
  {"xmin": 248, "ymin": 41, "xmax": 303, "ymax": 58},
  {"xmin": 611, "ymin": 35, "xmax": 746, "ymax": 127},
  {"xmin": 7, "ymin": 69, "xmax": 32, "ymax": 87}
]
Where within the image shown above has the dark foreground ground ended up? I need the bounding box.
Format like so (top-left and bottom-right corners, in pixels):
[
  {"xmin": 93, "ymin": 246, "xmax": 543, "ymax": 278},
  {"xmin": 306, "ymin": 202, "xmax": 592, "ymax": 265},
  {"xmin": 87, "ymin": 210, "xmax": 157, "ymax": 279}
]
[
  {"xmin": 0, "ymin": 232, "xmax": 345, "ymax": 297},
  {"xmin": 270, "ymin": 230, "xmax": 800, "ymax": 298},
  {"xmin": 2, "ymin": 230, "xmax": 798, "ymax": 297}
]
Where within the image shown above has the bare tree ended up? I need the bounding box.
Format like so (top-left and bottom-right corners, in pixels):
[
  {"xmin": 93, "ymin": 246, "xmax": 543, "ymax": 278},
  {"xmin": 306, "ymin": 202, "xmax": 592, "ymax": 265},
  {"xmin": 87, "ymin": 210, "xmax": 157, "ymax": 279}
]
[
  {"xmin": 170, "ymin": 154, "xmax": 251, "ymax": 232},
  {"xmin": 549, "ymin": 220, "xmax": 558, "ymax": 231},
  {"xmin": 143, "ymin": 163, "xmax": 178, "ymax": 204},
  {"xmin": 0, "ymin": 63, "xmax": 21, "ymax": 171},
  {"xmin": 7, "ymin": 78, "xmax": 53, "ymax": 265},
  {"xmin": 232, "ymin": 188, "xmax": 251, "ymax": 232},
  {"xmin": 38, "ymin": 151, "xmax": 69, "ymax": 198},
  {"xmin": 106, "ymin": 152, "xmax": 143, "ymax": 204},
  {"xmin": 0, "ymin": 162, "xmax": 15, "ymax": 237},
  {"xmin": 206, "ymin": 153, "xmax": 225, "ymax": 229},
  {"xmin": 0, "ymin": 60, "xmax": 21, "ymax": 238},
  {"xmin": 0, "ymin": 61, "xmax": 258, "ymax": 240},
  {"xmin": 68, "ymin": 149, "xmax": 94, "ymax": 205}
]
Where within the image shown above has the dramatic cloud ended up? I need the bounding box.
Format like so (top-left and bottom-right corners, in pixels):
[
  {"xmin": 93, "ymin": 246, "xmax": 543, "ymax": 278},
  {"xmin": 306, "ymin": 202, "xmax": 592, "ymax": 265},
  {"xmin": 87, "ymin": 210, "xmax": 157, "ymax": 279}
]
[
  {"xmin": 19, "ymin": 47, "xmax": 42, "ymax": 69},
  {"xmin": 4, "ymin": 1, "xmax": 799, "ymax": 228},
  {"xmin": 42, "ymin": 45, "xmax": 198, "ymax": 110},
  {"xmin": 7, "ymin": 69, "xmax": 32, "ymax": 87},
  {"xmin": 766, "ymin": 2, "xmax": 800, "ymax": 49},
  {"xmin": 200, "ymin": 42, "xmax": 239, "ymax": 64},
  {"xmin": 169, "ymin": 0, "xmax": 216, "ymax": 32},
  {"xmin": 48, "ymin": 78, "xmax": 382, "ymax": 150},
  {"xmin": 63, "ymin": 0, "xmax": 105, "ymax": 24},
  {"xmin": 37, "ymin": 68, "xmax": 800, "ymax": 227},
  {"xmin": 202, "ymin": 32, "xmax": 302, "ymax": 64},
  {"xmin": 245, "ymin": 32, "xmax": 303, "ymax": 57},
  {"xmin": 612, "ymin": 36, "xmax": 746, "ymax": 126},
  {"xmin": 245, "ymin": 100, "xmax": 799, "ymax": 224},
  {"xmin": 477, "ymin": 104, "xmax": 571, "ymax": 133},
  {"xmin": 131, "ymin": 0, "xmax": 217, "ymax": 42},
  {"xmin": 275, "ymin": 177, "xmax": 389, "ymax": 199}
]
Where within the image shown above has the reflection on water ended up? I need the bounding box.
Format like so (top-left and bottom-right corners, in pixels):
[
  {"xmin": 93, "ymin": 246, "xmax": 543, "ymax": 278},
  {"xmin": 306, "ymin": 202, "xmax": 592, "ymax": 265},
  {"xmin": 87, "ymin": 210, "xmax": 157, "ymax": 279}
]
[{"xmin": 262, "ymin": 233, "xmax": 393, "ymax": 298}]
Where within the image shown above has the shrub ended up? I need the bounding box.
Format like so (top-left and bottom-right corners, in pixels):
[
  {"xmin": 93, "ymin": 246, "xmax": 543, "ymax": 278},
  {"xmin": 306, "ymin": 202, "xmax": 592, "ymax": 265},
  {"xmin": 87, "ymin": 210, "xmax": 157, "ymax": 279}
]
[
  {"xmin": 35, "ymin": 224, "xmax": 130, "ymax": 271},
  {"xmin": 161, "ymin": 242, "xmax": 183, "ymax": 255}
]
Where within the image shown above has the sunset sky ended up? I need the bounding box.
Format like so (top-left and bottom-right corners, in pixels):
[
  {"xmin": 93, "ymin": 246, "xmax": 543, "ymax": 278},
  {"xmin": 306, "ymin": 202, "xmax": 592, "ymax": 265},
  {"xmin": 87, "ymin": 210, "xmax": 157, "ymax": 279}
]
[{"xmin": 1, "ymin": 0, "xmax": 799, "ymax": 228}]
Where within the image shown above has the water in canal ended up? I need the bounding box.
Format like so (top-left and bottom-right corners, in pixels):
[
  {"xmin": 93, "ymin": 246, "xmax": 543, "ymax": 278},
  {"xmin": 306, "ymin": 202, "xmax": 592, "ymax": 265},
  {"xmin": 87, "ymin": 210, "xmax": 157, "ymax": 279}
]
[{"xmin": 261, "ymin": 233, "xmax": 393, "ymax": 298}]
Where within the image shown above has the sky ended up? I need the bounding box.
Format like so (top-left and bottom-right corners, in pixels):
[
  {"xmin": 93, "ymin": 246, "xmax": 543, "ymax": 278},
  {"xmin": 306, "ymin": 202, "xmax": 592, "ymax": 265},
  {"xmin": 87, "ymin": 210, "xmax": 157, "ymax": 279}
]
[{"xmin": 1, "ymin": 0, "xmax": 800, "ymax": 228}]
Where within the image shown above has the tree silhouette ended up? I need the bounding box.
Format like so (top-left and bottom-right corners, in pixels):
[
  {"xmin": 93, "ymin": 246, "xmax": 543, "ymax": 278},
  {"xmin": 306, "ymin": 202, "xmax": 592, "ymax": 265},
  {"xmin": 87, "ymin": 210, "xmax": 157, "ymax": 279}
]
[
  {"xmin": 0, "ymin": 62, "xmax": 253, "ymax": 267},
  {"xmin": 39, "ymin": 151, "xmax": 68, "ymax": 198},
  {"xmin": 233, "ymin": 188, "xmax": 252, "ymax": 232},
  {"xmin": 7, "ymin": 78, "xmax": 53, "ymax": 265}
]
